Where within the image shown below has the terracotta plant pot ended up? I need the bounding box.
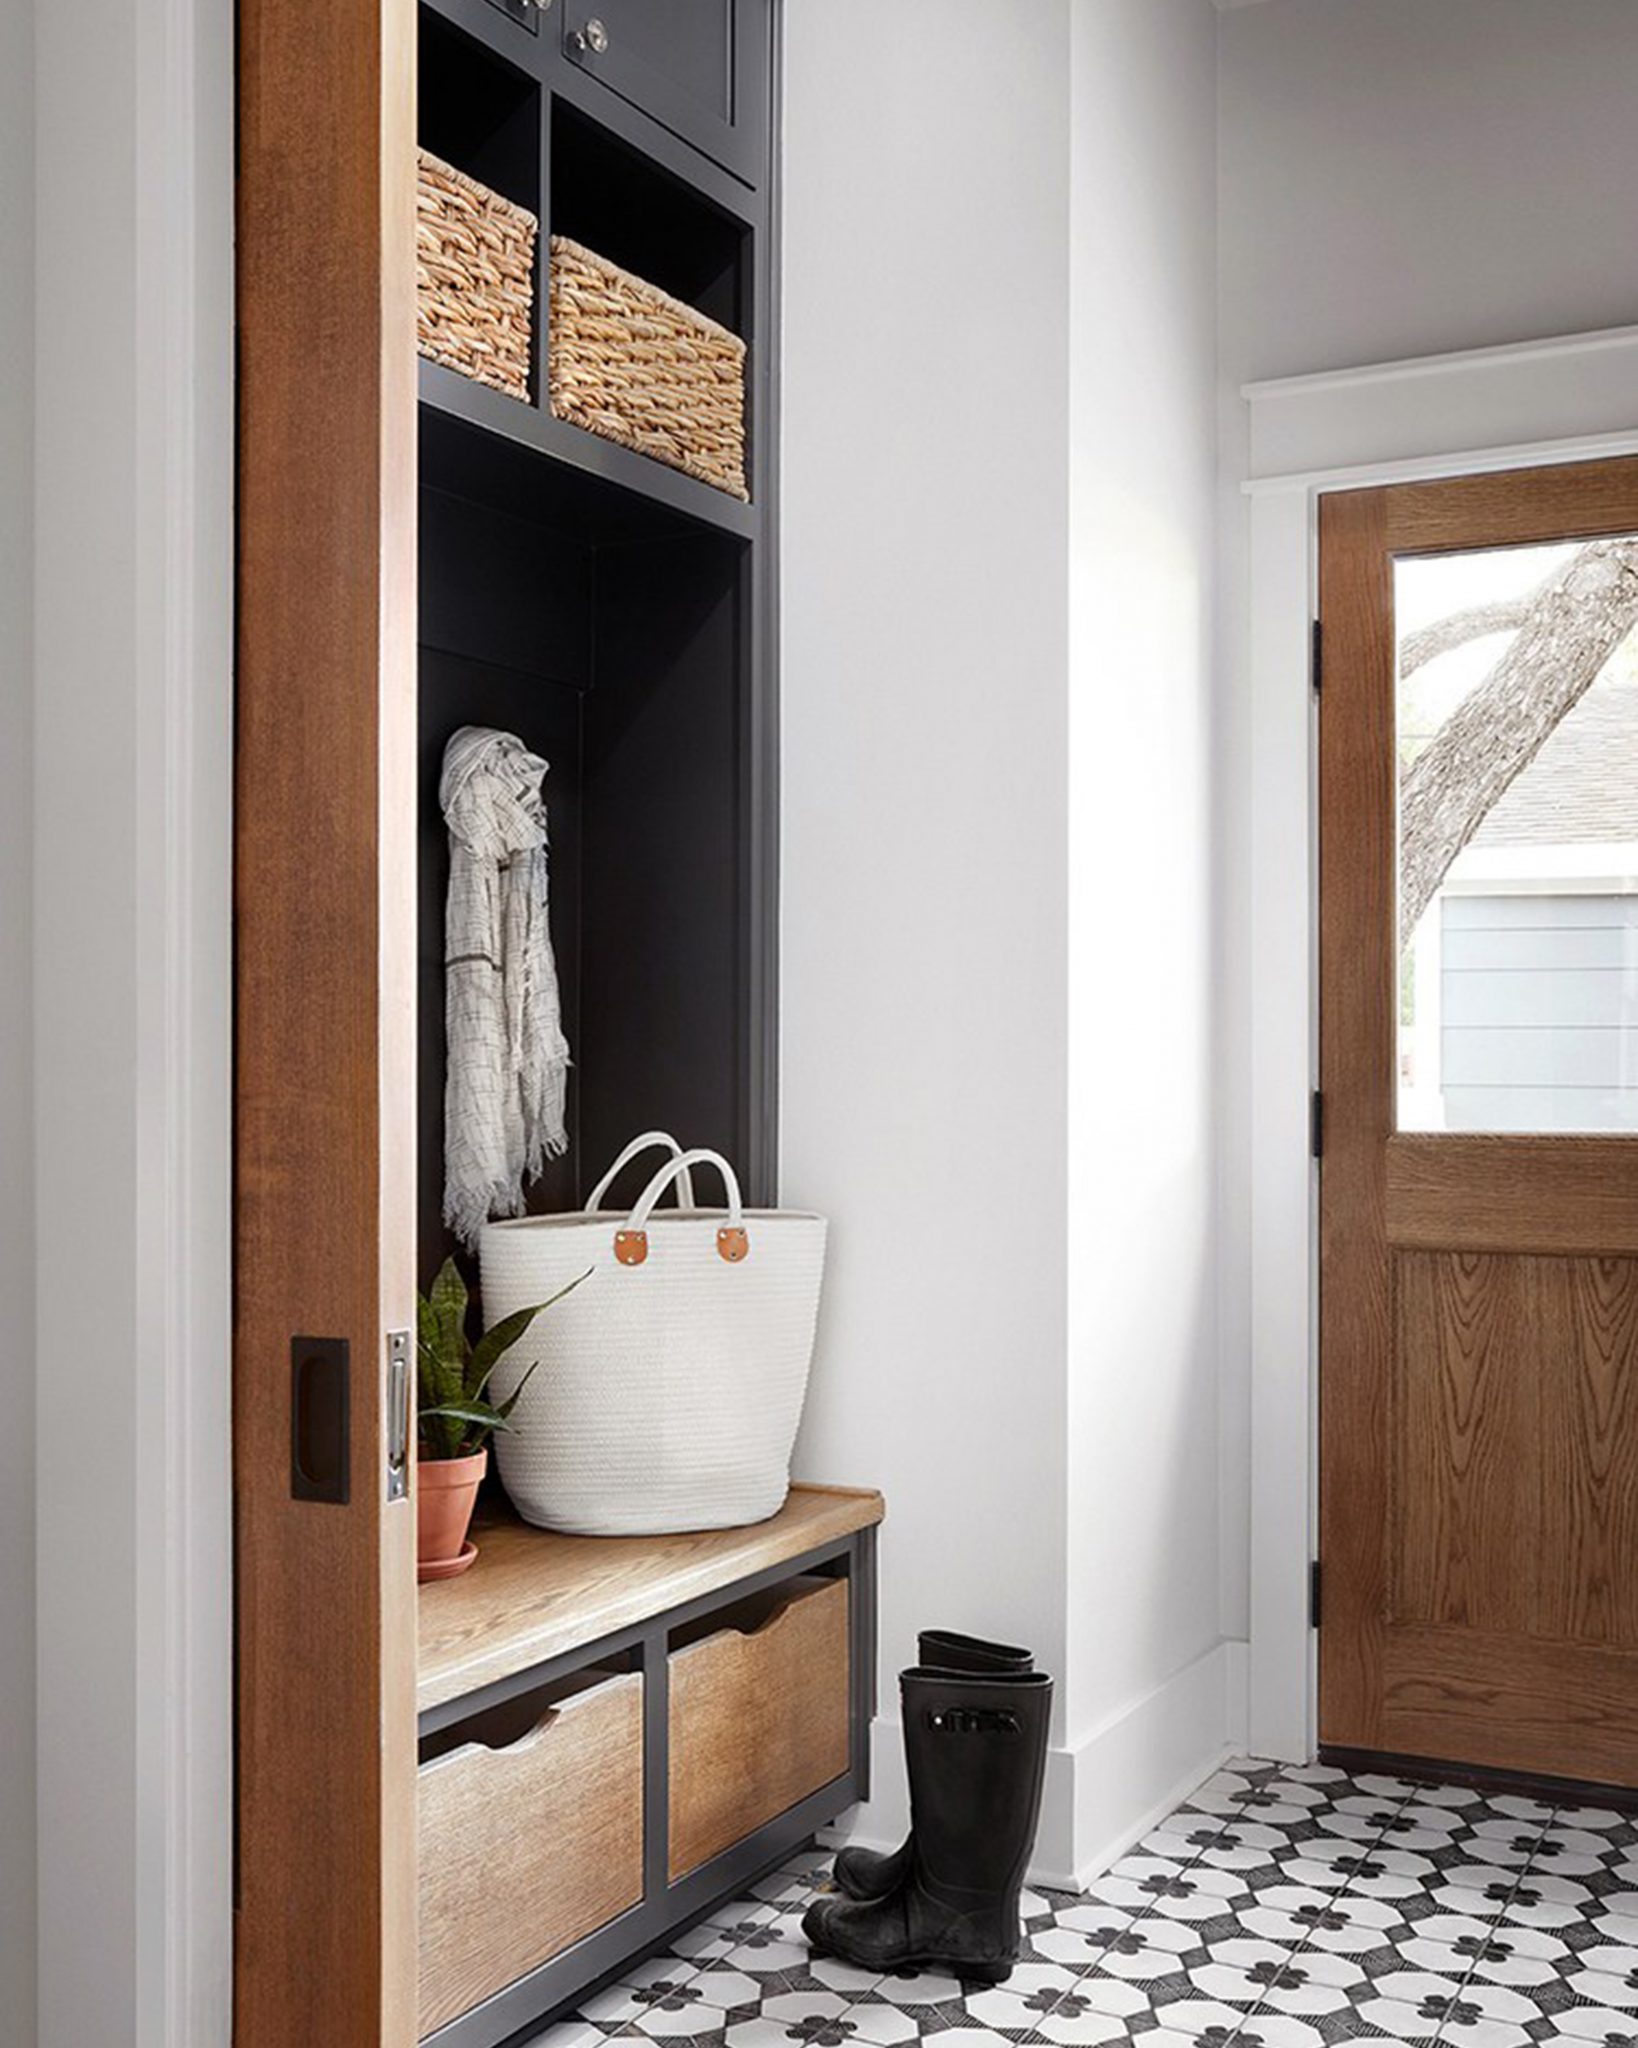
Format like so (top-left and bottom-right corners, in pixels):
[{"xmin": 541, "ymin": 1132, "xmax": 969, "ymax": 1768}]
[{"xmin": 417, "ymin": 1446, "xmax": 487, "ymax": 1581}]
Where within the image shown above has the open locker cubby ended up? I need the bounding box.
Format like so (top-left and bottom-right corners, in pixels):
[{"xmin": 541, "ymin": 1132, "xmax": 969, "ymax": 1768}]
[
  {"xmin": 417, "ymin": 480, "xmax": 757, "ymax": 1278},
  {"xmin": 414, "ymin": 0, "xmax": 777, "ymax": 1285},
  {"xmin": 551, "ymin": 99, "xmax": 749, "ymax": 338},
  {"xmin": 420, "ymin": 8, "xmax": 542, "ymax": 218}
]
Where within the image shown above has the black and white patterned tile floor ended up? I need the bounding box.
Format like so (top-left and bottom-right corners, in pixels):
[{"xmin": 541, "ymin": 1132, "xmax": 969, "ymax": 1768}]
[{"xmin": 520, "ymin": 1757, "xmax": 1638, "ymax": 2048}]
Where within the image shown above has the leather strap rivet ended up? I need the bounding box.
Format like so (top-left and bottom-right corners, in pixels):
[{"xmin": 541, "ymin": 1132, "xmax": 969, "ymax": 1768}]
[
  {"xmin": 615, "ymin": 1229, "xmax": 649, "ymax": 1267},
  {"xmin": 717, "ymin": 1226, "xmax": 749, "ymax": 1263}
]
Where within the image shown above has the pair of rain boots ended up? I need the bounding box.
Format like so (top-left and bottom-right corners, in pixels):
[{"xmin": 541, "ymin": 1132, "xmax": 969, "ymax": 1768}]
[{"xmin": 803, "ymin": 1631, "xmax": 1051, "ymax": 1985}]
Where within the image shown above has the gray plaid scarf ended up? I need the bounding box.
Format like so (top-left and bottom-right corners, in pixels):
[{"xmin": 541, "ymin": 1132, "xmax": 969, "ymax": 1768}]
[{"xmin": 440, "ymin": 726, "xmax": 570, "ymax": 1248}]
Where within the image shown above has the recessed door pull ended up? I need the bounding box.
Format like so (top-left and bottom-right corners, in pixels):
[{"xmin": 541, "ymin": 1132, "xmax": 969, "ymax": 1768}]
[
  {"xmin": 387, "ymin": 1330, "xmax": 410, "ymax": 1504},
  {"xmin": 291, "ymin": 1337, "xmax": 350, "ymax": 1505}
]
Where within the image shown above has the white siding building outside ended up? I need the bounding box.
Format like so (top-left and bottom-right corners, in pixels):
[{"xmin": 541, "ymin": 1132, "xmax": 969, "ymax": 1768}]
[{"xmin": 1402, "ymin": 668, "xmax": 1638, "ymax": 1132}]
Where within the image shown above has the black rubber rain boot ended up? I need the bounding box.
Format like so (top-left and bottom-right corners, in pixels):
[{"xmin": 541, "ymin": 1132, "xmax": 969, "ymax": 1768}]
[
  {"xmin": 832, "ymin": 1632, "xmax": 1033, "ymax": 1903},
  {"xmin": 805, "ymin": 1666, "xmax": 1052, "ymax": 1983}
]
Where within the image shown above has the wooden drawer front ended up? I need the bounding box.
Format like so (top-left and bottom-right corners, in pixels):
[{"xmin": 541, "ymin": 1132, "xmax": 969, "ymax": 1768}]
[
  {"xmin": 418, "ymin": 1671, "xmax": 643, "ymax": 2036},
  {"xmin": 668, "ymin": 1576, "xmax": 850, "ymax": 1881}
]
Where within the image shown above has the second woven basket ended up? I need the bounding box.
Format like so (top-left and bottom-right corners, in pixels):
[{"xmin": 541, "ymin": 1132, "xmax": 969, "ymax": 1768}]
[{"xmin": 549, "ymin": 234, "xmax": 749, "ymax": 501}]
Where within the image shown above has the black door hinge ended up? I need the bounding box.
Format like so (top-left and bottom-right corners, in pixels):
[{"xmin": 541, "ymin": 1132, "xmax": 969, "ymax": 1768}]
[
  {"xmin": 1310, "ymin": 1089, "xmax": 1324, "ymax": 1160},
  {"xmin": 1310, "ymin": 1559, "xmax": 1322, "ymax": 1629},
  {"xmin": 1311, "ymin": 618, "xmax": 1323, "ymax": 694}
]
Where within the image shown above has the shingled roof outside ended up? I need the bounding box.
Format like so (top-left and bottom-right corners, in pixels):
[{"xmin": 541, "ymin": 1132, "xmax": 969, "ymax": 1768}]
[{"xmin": 1474, "ymin": 669, "xmax": 1638, "ymax": 848}]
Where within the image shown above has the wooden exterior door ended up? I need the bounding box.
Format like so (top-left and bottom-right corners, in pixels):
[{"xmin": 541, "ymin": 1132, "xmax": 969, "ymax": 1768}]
[
  {"xmin": 235, "ymin": 1, "xmax": 419, "ymax": 2042},
  {"xmin": 1319, "ymin": 457, "xmax": 1638, "ymax": 1788}
]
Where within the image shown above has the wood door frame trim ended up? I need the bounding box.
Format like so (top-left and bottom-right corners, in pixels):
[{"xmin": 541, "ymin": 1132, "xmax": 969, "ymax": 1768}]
[
  {"xmin": 1240, "ymin": 325, "xmax": 1638, "ymax": 1768},
  {"xmin": 234, "ymin": 0, "xmax": 420, "ymax": 2039}
]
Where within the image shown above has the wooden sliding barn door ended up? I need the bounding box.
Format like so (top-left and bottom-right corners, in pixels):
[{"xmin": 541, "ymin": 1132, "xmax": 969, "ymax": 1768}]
[
  {"xmin": 236, "ymin": 1, "xmax": 418, "ymax": 2042},
  {"xmin": 1319, "ymin": 457, "xmax": 1638, "ymax": 1789}
]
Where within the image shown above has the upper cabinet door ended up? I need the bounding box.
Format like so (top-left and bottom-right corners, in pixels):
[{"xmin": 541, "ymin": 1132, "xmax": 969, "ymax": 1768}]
[{"xmin": 561, "ymin": 0, "xmax": 769, "ymax": 186}]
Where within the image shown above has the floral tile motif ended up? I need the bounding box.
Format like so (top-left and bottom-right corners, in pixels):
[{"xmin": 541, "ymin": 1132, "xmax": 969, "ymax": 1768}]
[
  {"xmin": 960, "ymin": 1963, "xmax": 1089, "ymax": 2038},
  {"xmin": 528, "ymin": 1761, "xmax": 1638, "ymax": 2048},
  {"xmin": 581, "ymin": 1960, "xmax": 709, "ymax": 2030}
]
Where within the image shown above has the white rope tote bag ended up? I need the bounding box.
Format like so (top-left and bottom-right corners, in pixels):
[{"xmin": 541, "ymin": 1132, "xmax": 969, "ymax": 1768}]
[{"xmin": 479, "ymin": 1137, "xmax": 828, "ymax": 1535}]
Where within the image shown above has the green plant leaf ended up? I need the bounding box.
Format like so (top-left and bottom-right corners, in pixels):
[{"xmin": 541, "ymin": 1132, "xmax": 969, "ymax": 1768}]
[
  {"xmin": 464, "ymin": 1304, "xmax": 542, "ymax": 1398},
  {"xmin": 416, "ymin": 1339, "xmax": 462, "ymax": 1419},
  {"xmin": 417, "ymin": 1397, "xmax": 467, "ymax": 1461},
  {"xmin": 419, "ymin": 1397, "xmax": 518, "ymax": 1456},
  {"xmin": 488, "ymin": 1356, "xmax": 542, "ymax": 1421},
  {"xmin": 468, "ymin": 1269, "xmax": 592, "ymax": 1391},
  {"xmin": 428, "ymin": 1256, "xmax": 471, "ymax": 1370}
]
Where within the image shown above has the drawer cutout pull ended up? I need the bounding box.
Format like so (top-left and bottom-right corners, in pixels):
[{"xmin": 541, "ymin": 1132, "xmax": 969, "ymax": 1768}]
[
  {"xmin": 420, "ymin": 1664, "xmax": 631, "ymax": 1767},
  {"xmin": 670, "ymin": 1574, "xmax": 836, "ymax": 1654}
]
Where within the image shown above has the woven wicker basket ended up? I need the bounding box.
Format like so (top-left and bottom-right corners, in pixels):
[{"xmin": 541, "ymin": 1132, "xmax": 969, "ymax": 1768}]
[
  {"xmin": 416, "ymin": 149, "xmax": 537, "ymax": 403},
  {"xmin": 549, "ymin": 235, "xmax": 748, "ymax": 501}
]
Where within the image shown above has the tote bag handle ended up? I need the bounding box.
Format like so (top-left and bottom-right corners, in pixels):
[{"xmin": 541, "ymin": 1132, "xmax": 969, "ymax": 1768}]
[
  {"xmin": 585, "ymin": 1131, "xmax": 695, "ymax": 1214},
  {"xmin": 613, "ymin": 1149, "xmax": 748, "ymax": 1268}
]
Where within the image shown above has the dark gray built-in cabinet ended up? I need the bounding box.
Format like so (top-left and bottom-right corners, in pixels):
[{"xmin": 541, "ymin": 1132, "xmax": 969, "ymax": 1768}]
[
  {"xmin": 417, "ymin": 0, "xmax": 780, "ymax": 1276},
  {"xmin": 405, "ymin": 12, "xmax": 879, "ymax": 2048}
]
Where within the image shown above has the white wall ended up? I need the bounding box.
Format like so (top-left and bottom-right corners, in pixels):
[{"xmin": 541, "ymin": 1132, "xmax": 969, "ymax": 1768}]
[
  {"xmin": 783, "ymin": 0, "xmax": 1226, "ymax": 1880},
  {"xmin": 781, "ymin": 0, "xmax": 1075, "ymax": 1868},
  {"xmin": 33, "ymin": 4, "xmax": 233, "ymax": 2043},
  {"xmin": 1214, "ymin": 0, "xmax": 1638, "ymax": 1681},
  {"xmin": 35, "ymin": 4, "xmax": 145, "ymax": 2033},
  {"xmin": 1, "ymin": 0, "xmax": 36, "ymax": 2037},
  {"xmin": 1066, "ymin": 0, "xmax": 1227, "ymax": 1859},
  {"xmin": 1219, "ymin": 0, "xmax": 1638, "ymax": 386}
]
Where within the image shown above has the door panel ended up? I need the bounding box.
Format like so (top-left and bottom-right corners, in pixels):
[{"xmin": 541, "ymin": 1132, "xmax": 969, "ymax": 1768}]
[
  {"xmin": 1381, "ymin": 1630, "xmax": 1638, "ymax": 1782},
  {"xmin": 1392, "ymin": 1249, "xmax": 1538, "ymax": 1636},
  {"xmin": 236, "ymin": 0, "xmax": 419, "ymax": 2040},
  {"xmin": 1319, "ymin": 457, "xmax": 1638, "ymax": 1787},
  {"xmin": 561, "ymin": 0, "xmax": 768, "ymax": 185}
]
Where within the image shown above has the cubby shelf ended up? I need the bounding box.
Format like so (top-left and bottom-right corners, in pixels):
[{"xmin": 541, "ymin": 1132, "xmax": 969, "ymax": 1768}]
[{"xmin": 419, "ymin": 359, "xmax": 758, "ymax": 543}]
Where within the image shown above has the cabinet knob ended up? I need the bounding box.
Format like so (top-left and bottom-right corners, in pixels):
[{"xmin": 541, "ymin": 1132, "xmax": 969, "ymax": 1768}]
[{"xmin": 573, "ymin": 16, "xmax": 609, "ymax": 53}]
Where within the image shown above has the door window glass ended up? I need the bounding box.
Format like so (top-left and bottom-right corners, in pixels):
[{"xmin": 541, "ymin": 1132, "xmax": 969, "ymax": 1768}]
[{"xmin": 1396, "ymin": 536, "xmax": 1638, "ymax": 1131}]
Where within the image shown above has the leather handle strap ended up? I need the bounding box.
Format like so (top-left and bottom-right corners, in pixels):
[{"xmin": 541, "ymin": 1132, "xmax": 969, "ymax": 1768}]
[{"xmin": 615, "ymin": 1148, "xmax": 748, "ymax": 1267}]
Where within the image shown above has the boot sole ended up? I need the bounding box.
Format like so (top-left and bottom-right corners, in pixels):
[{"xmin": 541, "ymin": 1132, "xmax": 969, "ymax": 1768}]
[{"xmin": 808, "ymin": 1924, "xmax": 1013, "ymax": 1984}]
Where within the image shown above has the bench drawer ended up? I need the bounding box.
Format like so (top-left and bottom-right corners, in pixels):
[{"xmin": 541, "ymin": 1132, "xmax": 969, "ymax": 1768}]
[
  {"xmin": 418, "ymin": 1669, "xmax": 643, "ymax": 2035},
  {"xmin": 668, "ymin": 1575, "xmax": 850, "ymax": 1881}
]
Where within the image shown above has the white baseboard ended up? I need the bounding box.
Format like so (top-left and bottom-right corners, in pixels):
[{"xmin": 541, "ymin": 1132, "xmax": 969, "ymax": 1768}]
[
  {"xmin": 1065, "ymin": 1639, "xmax": 1248, "ymax": 1888},
  {"xmin": 818, "ymin": 1640, "xmax": 1254, "ymax": 1893}
]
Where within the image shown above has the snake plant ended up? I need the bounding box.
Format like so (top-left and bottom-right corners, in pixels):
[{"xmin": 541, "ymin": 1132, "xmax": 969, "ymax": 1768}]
[{"xmin": 416, "ymin": 1256, "xmax": 587, "ymax": 1461}]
